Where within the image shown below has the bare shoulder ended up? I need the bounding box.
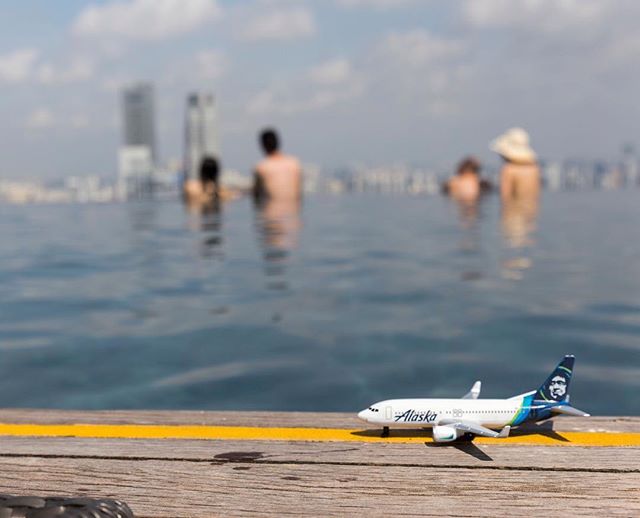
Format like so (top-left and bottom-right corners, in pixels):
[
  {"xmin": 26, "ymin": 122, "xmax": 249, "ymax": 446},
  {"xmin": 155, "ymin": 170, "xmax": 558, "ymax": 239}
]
[
  {"xmin": 285, "ymin": 155, "xmax": 302, "ymax": 172},
  {"xmin": 183, "ymin": 179, "xmax": 203, "ymax": 198},
  {"xmin": 255, "ymin": 159, "xmax": 269, "ymax": 175},
  {"xmin": 501, "ymin": 163, "xmax": 519, "ymax": 179},
  {"xmin": 504, "ymin": 162, "xmax": 539, "ymax": 175}
]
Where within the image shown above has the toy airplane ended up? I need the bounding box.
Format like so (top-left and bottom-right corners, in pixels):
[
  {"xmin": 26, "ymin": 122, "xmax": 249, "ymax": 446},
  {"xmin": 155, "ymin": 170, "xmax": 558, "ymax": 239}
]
[{"xmin": 358, "ymin": 355, "xmax": 589, "ymax": 442}]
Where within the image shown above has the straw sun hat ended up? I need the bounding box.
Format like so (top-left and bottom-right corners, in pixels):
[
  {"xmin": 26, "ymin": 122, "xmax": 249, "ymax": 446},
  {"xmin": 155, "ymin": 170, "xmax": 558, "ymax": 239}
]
[{"xmin": 490, "ymin": 128, "xmax": 537, "ymax": 164}]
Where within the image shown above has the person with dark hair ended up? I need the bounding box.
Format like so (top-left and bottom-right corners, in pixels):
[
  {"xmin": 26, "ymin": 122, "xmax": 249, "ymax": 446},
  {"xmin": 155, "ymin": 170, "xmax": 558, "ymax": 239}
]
[
  {"xmin": 253, "ymin": 128, "xmax": 302, "ymax": 201},
  {"xmin": 183, "ymin": 155, "xmax": 232, "ymax": 209},
  {"xmin": 444, "ymin": 156, "xmax": 486, "ymax": 203},
  {"xmin": 260, "ymin": 129, "xmax": 279, "ymax": 156},
  {"xmin": 199, "ymin": 156, "xmax": 220, "ymax": 198}
]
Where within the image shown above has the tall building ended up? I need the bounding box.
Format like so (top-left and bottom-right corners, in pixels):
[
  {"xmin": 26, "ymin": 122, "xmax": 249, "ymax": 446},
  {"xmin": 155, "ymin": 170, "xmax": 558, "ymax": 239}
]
[
  {"xmin": 122, "ymin": 83, "xmax": 157, "ymax": 164},
  {"xmin": 117, "ymin": 146, "xmax": 153, "ymax": 200},
  {"xmin": 185, "ymin": 92, "xmax": 218, "ymax": 180}
]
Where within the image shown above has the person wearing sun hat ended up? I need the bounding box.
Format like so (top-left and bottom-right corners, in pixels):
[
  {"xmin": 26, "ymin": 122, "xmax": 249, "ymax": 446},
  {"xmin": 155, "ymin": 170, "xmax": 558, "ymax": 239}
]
[
  {"xmin": 491, "ymin": 127, "xmax": 541, "ymax": 200},
  {"xmin": 492, "ymin": 128, "xmax": 541, "ymax": 253}
]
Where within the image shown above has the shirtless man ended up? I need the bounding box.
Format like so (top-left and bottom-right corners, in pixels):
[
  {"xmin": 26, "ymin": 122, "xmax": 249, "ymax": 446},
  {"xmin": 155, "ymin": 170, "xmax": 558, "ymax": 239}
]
[{"xmin": 253, "ymin": 128, "xmax": 302, "ymax": 201}]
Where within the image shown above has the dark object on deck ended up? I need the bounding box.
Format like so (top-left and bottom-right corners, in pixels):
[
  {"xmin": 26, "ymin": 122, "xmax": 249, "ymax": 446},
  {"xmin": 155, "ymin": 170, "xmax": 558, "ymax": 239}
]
[{"xmin": 0, "ymin": 496, "xmax": 134, "ymax": 518}]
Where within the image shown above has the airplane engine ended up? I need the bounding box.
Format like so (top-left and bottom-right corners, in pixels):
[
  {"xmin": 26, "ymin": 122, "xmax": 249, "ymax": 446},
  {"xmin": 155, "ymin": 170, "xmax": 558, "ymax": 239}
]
[{"xmin": 432, "ymin": 425, "xmax": 463, "ymax": 443}]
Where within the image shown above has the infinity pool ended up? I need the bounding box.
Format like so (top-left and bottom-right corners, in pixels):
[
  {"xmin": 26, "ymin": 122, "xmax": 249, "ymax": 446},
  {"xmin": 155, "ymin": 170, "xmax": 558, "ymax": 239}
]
[{"xmin": 1, "ymin": 191, "xmax": 638, "ymax": 415}]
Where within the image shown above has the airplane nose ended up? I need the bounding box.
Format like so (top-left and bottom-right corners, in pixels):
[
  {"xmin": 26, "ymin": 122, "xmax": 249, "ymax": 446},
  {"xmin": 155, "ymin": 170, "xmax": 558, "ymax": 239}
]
[{"xmin": 357, "ymin": 409, "xmax": 368, "ymax": 421}]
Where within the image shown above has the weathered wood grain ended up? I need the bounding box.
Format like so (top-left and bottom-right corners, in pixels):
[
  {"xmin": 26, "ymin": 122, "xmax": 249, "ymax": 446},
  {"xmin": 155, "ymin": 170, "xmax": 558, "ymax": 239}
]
[
  {"xmin": 0, "ymin": 410, "xmax": 638, "ymax": 517},
  {"xmin": 0, "ymin": 457, "xmax": 638, "ymax": 517},
  {"xmin": 0, "ymin": 437, "xmax": 639, "ymax": 472}
]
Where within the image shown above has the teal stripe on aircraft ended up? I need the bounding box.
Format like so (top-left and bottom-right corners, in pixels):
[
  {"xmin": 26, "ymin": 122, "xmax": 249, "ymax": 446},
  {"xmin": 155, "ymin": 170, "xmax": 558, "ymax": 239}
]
[{"xmin": 510, "ymin": 394, "xmax": 534, "ymax": 425}]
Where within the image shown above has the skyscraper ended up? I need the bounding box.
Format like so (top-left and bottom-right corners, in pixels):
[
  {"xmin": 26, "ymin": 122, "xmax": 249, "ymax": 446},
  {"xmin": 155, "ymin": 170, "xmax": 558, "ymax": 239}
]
[
  {"xmin": 122, "ymin": 83, "xmax": 157, "ymax": 164},
  {"xmin": 185, "ymin": 92, "xmax": 218, "ymax": 180}
]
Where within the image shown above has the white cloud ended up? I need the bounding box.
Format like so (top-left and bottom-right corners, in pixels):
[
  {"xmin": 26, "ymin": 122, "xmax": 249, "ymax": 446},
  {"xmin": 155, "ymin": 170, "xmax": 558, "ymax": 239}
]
[
  {"xmin": 239, "ymin": 6, "xmax": 316, "ymax": 42},
  {"xmin": 461, "ymin": 0, "xmax": 640, "ymax": 79},
  {"xmin": 0, "ymin": 49, "xmax": 94, "ymax": 86},
  {"xmin": 375, "ymin": 30, "xmax": 465, "ymax": 68},
  {"xmin": 25, "ymin": 108, "xmax": 56, "ymax": 130},
  {"xmin": 159, "ymin": 48, "xmax": 228, "ymax": 89},
  {"xmin": 195, "ymin": 49, "xmax": 227, "ymax": 80},
  {"xmin": 364, "ymin": 30, "xmax": 470, "ymax": 116},
  {"xmin": 248, "ymin": 83, "xmax": 363, "ymax": 115},
  {"xmin": 464, "ymin": 0, "xmax": 605, "ymax": 32},
  {"xmin": 309, "ymin": 58, "xmax": 352, "ymax": 85},
  {"xmin": 36, "ymin": 57, "xmax": 95, "ymax": 85},
  {"xmin": 248, "ymin": 57, "xmax": 363, "ymax": 115},
  {"xmin": 246, "ymin": 29, "xmax": 466, "ymax": 118},
  {"xmin": 73, "ymin": 0, "xmax": 221, "ymax": 41},
  {"xmin": 337, "ymin": 0, "xmax": 420, "ymax": 8},
  {"xmin": 0, "ymin": 49, "xmax": 39, "ymax": 83}
]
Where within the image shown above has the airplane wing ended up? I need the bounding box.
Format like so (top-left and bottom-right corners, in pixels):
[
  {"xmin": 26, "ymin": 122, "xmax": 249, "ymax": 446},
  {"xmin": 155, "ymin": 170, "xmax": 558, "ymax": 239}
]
[
  {"xmin": 439, "ymin": 419, "xmax": 510, "ymax": 438},
  {"xmin": 462, "ymin": 381, "xmax": 481, "ymax": 399},
  {"xmin": 549, "ymin": 405, "xmax": 590, "ymax": 417},
  {"xmin": 529, "ymin": 401, "xmax": 591, "ymax": 417}
]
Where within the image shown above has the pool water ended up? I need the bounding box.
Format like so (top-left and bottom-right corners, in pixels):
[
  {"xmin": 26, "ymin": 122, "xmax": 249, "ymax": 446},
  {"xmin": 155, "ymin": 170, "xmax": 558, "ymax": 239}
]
[{"xmin": 0, "ymin": 191, "xmax": 638, "ymax": 415}]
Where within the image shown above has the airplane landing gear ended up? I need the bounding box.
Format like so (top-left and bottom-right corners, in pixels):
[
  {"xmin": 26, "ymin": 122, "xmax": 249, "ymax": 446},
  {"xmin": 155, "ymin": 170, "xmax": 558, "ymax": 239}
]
[{"xmin": 381, "ymin": 426, "xmax": 390, "ymax": 438}]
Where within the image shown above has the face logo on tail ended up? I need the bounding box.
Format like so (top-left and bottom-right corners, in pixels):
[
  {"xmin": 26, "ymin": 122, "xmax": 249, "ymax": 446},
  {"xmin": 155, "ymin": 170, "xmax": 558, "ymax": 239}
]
[{"xmin": 548, "ymin": 375, "xmax": 567, "ymax": 400}]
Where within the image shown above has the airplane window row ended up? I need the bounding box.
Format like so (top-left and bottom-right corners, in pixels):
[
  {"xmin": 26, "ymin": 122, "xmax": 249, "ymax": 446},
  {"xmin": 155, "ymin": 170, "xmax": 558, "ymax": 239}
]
[
  {"xmin": 368, "ymin": 407, "xmax": 379, "ymax": 412},
  {"xmin": 466, "ymin": 410, "xmax": 515, "ymax": 413}
]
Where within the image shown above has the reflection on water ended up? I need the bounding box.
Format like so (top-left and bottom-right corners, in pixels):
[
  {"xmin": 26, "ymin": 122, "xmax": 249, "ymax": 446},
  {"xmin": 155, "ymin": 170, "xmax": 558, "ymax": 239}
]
[
  {"xmin": 199, "ymin": 209, "xmax": 224, "ymax": 260},
  {"xmin": 254, "ymin": 198, "xmax": 302, "ymax": 290},
  {"xmin": 501, "ymin": 198, "xmax": 539, "ymax": 249},
  {"xmin": 454, "ymin": 198, "xmax": 481, "ymax": 229},
  {"xmin": 0, "ymin": 192, "xmax": 639, "ymax": 415},
  {"xmin": 186, "ymin": 201, "xmax": 224, "ymax": 259},
  {"xmin": 450, "ymin": 196, "xmax": 487, "ymax": 258},
  {"xmin": 501, "ymin": 198, "xmax": 539, "ymax": 280}
]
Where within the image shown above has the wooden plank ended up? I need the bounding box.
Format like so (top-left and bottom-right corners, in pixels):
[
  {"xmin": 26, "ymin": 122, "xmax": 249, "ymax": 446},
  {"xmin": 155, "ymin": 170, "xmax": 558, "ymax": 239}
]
[
  {"xmin": 0, "ymin": 457, "xmax": 638, "ymax": 517},
  {"xmin": 0, "ymin": 411, "xmax": 638, "ymax": 517},
  {"xmin": 0, "ymin": 437, "xmax": 639, "ymax": 472}
]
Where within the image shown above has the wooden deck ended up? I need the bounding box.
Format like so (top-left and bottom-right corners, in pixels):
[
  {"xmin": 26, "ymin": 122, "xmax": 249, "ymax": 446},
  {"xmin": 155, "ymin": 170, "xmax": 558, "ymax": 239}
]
[{"xmin": 0, "ymin": 410, "xmax": 638, "ymax": 517}]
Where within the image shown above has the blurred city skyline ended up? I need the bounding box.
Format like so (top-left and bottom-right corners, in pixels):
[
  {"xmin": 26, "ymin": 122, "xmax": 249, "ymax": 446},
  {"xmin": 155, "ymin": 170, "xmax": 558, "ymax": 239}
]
[{"xmin": 2, "ymin": 0, "xmax": 640, "ymax": 179}]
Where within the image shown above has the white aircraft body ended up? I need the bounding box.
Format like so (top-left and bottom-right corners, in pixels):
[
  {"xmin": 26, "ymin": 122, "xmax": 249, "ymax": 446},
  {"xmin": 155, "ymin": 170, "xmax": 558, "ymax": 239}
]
[{"xmin": 357, "ymin": 355, "xmax": 589, "ymax": 442}]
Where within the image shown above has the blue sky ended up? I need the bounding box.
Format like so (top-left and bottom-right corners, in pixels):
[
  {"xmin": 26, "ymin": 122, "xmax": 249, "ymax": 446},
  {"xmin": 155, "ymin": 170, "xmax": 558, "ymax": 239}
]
[{"xmin": 1, "ymin": 0, "xmax": 640, "ymax": 179}]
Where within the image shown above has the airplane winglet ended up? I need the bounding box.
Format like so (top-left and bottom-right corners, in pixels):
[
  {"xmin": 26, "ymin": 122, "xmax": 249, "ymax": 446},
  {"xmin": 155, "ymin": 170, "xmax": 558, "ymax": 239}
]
[
  {"xmin": 462, "ymin": 381, "xmax": 481, "ymax": 400},
  {"xmin": 497, "ymin": 425, "xmax": 511, "ymax": 438}
]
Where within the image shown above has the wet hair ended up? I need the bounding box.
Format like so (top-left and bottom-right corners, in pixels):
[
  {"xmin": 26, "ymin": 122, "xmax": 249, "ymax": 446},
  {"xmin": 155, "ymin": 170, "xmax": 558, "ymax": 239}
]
[
  {"xmin": 260, "ymin": 128, "xmax": 280, "ymax": 155},
  {"xmin": 457, "ymin": 157, "xmax": 481, "ymax": 176},
  {"xmin": 200, "ymin": 156, "xmax": 220, "ymax": 186}
]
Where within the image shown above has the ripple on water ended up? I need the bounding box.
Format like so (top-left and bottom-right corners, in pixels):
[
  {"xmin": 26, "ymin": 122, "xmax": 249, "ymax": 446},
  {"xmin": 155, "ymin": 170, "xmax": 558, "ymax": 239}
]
[{"xmin": 0, "ymin": 194, "xmax": 638, "ymax": 414}]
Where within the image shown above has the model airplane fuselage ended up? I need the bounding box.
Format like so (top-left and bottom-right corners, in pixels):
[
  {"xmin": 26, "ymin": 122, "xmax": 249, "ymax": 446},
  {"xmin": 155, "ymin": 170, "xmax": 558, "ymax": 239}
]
[{"xmin": 358, "ymin": 355, "xmax": 589, "ymax": 442}]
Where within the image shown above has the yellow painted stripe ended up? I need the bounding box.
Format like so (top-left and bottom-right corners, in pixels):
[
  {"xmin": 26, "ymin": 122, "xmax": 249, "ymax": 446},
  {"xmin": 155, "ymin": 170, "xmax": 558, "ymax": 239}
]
[{"xmin": 0, "ymin": 423, "xmax": 639, "ymax": 447}]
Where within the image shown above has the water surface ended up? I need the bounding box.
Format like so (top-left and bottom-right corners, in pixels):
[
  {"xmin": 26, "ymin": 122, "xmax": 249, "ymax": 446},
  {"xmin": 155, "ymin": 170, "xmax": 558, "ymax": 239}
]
[{"xmin": 0, "ymin": 191, "xmax": 638, "ymax": 414}]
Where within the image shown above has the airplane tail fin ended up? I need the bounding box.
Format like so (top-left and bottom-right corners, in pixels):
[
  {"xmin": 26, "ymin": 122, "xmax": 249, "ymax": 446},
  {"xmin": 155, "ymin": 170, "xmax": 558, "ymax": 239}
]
[{"xmin": 534, "ymin": 355, "xmax": 574, "ymax": 403}]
